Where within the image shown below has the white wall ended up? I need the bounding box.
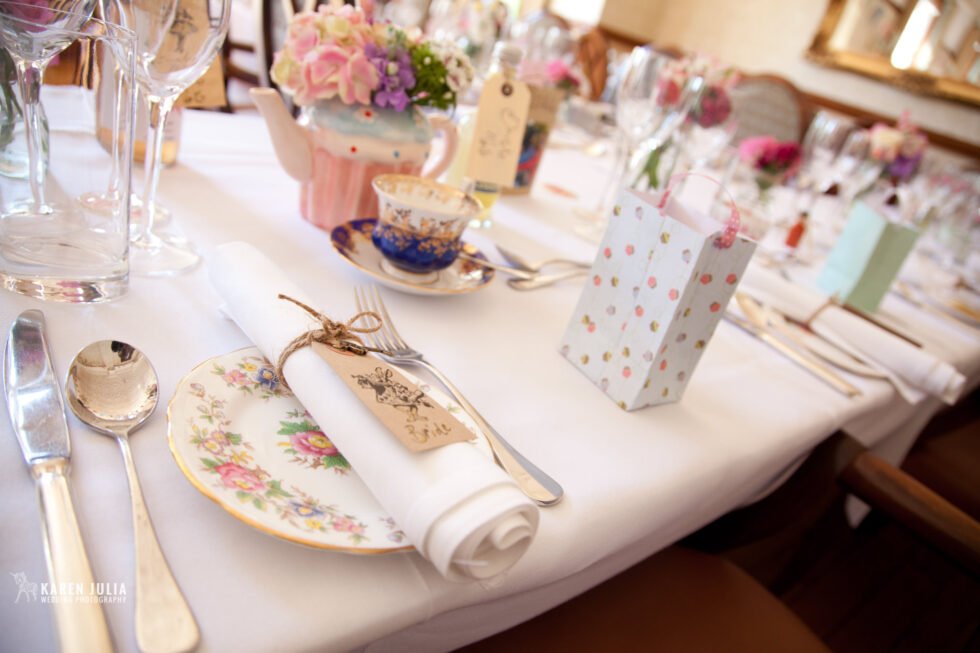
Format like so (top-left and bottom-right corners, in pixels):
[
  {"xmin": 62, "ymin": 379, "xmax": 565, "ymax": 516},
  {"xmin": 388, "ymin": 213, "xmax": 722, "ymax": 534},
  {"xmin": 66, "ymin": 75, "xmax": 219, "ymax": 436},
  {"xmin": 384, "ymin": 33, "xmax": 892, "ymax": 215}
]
[{"xmin": 599, "ymin": 0, "xmax": 980, "ymax": 148}]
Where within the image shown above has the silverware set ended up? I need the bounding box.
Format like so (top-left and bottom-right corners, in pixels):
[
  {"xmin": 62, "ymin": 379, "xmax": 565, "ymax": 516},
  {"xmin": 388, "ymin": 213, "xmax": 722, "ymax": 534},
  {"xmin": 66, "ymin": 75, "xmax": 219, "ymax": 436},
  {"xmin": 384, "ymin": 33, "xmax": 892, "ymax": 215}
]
[
  {"xmin": 727, "ymin": 295, "xmax": 863, "ymax": 398},
  {"xmin": 459, "ymin": 246, "xmax": 591, "ymax": 291},
  {"xmin": 353, "ymin": 285, "xmax": 564, "ymax": 506},
  {"xmin": 4, "ymin": 311, "xmax": 198, "ymax": 653}
]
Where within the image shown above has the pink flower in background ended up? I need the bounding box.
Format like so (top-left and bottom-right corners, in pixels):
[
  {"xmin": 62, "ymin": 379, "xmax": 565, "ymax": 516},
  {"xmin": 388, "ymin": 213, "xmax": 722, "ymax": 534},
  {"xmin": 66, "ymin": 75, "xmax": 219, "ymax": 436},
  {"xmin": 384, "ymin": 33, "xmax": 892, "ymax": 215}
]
[
  {"xmin": 1, "ymin": 0, "xmax": 55, "ymax": 25},
  {"xmin": 215, "ymin": 463, "xmax": 266, "ymax": 492},
  {"xmin": 690, "ymin": 85, "xmax": 732, "ymax": 127},
  {"xmin": 298, "ymin": 45, "xmax": 379, "ymax": 106},
  {"xmin": 738, "ymin": 135, "xmax": 801, "ymax": 177}
]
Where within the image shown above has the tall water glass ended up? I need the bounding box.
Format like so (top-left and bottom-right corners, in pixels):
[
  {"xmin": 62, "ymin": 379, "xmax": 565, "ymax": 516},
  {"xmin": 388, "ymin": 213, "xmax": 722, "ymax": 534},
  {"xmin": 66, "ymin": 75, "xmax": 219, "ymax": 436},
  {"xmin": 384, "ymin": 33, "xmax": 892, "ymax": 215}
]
[
  {"xmin": 0, "ymin": 14, "xmax": 136, "ymax": 302},
  {"xmin": 108, "ymin": 0, "xmax": 231, "ymax": 276},
  {"xmin": 594, "ymin": 47, "xmax": 702, "ymax": 220},
  {"xmin": 0, "ymin": 0, "xmax": 97, "ymax": 215}
]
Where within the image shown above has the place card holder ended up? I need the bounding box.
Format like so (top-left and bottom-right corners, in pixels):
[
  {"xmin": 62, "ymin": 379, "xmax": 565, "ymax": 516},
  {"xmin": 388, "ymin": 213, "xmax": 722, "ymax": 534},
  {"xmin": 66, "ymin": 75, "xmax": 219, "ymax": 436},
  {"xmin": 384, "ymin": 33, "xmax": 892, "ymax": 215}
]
[{"xmin": 560, "ymin": 175, "xmax": 756, "ymax": 410}]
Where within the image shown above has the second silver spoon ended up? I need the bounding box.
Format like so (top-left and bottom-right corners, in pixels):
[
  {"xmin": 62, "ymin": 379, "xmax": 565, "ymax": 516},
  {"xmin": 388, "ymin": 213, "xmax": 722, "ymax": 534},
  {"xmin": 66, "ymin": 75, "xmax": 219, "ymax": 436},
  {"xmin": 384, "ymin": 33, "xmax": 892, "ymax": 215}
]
[{"xmin": 66, "ymin": 341, "xmax": 199, "ymax": 653}]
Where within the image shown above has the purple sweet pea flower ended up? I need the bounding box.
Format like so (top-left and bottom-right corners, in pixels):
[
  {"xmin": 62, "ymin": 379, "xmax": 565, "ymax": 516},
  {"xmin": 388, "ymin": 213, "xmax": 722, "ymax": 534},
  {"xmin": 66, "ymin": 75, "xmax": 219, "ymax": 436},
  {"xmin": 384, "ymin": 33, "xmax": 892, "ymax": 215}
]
[
  {"xmin": 887, "ymin": 153, "xmax": 921, "ymax": 182},
  {"xmin": 366, "ymin": 43, "xmax": 416, "ymax": 112}
]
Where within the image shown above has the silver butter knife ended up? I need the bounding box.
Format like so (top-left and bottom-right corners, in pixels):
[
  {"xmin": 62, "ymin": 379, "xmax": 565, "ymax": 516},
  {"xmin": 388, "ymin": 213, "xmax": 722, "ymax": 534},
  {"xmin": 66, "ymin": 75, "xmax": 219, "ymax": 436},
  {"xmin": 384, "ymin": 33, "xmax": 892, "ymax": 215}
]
[
  {"xmin": 4, "ymin": 310, "xmax": 114, "ymax": 653},
  {"xmin": 732, "ymin": 295, "xmax": 862, "ymax": 398}
]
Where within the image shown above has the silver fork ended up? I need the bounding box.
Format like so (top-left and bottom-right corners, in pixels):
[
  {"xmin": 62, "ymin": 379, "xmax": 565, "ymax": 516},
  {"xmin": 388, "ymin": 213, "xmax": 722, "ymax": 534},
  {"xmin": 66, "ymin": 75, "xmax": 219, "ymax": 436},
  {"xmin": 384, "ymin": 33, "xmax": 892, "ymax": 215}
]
[{"xmin": 354, "ymin": 286, "xmax": 563, "ymax": 506}]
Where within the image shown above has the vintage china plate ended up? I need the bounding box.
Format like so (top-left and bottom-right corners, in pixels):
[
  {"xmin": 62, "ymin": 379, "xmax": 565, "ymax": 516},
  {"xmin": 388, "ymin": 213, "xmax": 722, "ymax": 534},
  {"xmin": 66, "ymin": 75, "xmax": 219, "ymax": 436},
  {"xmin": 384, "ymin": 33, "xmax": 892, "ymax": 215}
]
[
  {"xmin": 330, "ymin": 218, "xmax": 494, "ymax": 296},
  {"xmin": 167, "ymin": 347, "xmax": 490, "ymax": 553}
]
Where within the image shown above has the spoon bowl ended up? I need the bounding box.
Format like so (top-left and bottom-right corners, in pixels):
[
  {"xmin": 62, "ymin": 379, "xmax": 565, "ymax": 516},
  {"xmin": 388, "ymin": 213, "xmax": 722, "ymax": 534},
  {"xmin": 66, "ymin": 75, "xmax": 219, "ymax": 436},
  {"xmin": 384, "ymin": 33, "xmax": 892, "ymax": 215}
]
[
  {"xmin": 66, "ymin": 340, "xmax": 199, "ymax": 653},
  {"xmin": 66, "ymin": 340, "xmax": 158, "ymax": 438}
]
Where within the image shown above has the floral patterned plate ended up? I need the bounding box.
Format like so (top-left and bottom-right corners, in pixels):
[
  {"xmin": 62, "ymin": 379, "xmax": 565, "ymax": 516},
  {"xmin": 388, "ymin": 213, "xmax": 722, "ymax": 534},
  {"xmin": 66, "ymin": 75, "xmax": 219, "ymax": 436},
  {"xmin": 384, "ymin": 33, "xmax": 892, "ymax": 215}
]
[
  {"xmin": 330, "ymin": 218, "xmax": 494, "ymax": 296},
  {"xmin": 167, "ymin": 347, "xmax": 491, "ymax": 553}
]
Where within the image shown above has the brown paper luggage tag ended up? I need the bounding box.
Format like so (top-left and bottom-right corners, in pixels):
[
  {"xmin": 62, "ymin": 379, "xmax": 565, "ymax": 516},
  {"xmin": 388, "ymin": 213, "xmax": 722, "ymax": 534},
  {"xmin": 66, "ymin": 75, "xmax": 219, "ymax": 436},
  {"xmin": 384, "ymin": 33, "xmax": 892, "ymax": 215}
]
[
  {"xmin": 466, "ymin": 72, "xmax": 531, "ymax": 188},
  {"xmin": 309, "ymin": 342, "xmax": 474, "ymax": 453}
]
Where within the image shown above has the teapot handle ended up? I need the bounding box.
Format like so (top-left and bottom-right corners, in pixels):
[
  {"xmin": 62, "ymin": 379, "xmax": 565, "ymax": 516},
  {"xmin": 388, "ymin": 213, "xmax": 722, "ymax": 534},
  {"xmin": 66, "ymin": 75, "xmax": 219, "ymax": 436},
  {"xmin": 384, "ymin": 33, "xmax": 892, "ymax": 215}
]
[{"xmin": 422, "ymin": 114, "xmax": 459, "ymax": 180}]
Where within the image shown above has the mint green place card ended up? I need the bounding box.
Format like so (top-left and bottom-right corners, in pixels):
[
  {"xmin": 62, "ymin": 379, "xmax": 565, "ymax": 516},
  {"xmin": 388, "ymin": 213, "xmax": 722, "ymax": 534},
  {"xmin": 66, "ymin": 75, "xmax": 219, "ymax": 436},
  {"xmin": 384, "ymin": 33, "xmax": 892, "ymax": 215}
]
[{"xmin": 818, "ymin": 201, "xmax": 918, "ymax": 313}]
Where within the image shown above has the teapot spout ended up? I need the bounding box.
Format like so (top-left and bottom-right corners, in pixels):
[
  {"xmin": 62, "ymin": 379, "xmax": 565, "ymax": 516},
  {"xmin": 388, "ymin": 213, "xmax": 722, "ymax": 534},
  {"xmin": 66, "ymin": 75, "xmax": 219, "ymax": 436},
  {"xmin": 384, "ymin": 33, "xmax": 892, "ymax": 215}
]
[{"xmin": 249, "ymin": 88, "xmax": 312, "ymax": 183}]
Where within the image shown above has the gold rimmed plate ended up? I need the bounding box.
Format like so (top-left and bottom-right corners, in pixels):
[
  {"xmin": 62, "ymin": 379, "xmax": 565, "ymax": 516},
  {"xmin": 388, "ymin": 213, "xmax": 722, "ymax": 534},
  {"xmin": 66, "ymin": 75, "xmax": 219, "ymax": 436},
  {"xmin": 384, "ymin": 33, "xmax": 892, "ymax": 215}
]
[
  {"xmin": 329, "ymin": 218, "xmax": 494, "ymax": 296},
  {"xmin": 167, "ymin": 347, "xmax": 491, "ymax": 553}
]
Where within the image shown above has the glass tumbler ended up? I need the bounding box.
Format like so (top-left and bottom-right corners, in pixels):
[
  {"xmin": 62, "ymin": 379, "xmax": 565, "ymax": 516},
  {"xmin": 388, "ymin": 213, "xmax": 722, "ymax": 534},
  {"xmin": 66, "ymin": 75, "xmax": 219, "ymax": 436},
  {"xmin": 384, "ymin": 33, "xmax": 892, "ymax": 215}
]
[{"xmin": 0, "ymin": 15, "xmax": 136, "ymax": 303}]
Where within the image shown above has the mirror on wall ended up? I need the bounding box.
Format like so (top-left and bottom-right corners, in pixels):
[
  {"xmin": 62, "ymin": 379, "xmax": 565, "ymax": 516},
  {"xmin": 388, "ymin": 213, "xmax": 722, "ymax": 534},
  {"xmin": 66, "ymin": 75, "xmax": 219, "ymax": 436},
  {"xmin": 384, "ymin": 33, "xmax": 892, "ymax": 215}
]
[{"xmin": 808, "ymin": 0, "xmax": 980, "ymax": 105}]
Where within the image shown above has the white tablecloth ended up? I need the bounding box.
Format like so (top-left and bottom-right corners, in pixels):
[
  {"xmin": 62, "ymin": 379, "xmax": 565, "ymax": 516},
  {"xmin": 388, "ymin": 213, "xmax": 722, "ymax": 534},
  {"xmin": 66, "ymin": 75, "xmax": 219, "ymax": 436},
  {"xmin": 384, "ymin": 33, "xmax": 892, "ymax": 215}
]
[{"xmin": 2, "ymin": 95, "xmax": 979, "ymax": 653}]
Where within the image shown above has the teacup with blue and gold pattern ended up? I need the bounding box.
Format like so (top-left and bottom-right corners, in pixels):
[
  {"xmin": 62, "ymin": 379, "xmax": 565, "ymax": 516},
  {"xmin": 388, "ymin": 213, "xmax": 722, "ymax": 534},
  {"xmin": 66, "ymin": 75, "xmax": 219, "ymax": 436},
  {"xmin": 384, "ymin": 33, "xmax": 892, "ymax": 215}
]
[{"xmin": 370, "ymin": 174, "xmax": 481, "ymax": 278}]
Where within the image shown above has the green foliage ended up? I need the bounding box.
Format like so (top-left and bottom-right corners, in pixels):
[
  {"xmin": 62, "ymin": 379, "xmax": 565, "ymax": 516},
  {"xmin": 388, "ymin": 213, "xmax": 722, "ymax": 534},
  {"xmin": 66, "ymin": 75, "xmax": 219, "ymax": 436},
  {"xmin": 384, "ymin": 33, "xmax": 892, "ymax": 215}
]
[
  {"xmin": 277, "ymin": 420, "xmax": 318, "ymax": 436},
  {"xmin": 409, "ymin": 42, "xmax": 454, "ymax": 110}
]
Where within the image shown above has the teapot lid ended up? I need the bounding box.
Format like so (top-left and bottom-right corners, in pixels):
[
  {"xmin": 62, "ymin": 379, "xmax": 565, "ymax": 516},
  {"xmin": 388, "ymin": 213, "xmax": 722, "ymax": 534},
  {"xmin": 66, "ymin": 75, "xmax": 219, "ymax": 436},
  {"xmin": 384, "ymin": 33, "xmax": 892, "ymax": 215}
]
[{"xmin": 308, "ymin": 99, "xmax": 433, "ymax": 144}]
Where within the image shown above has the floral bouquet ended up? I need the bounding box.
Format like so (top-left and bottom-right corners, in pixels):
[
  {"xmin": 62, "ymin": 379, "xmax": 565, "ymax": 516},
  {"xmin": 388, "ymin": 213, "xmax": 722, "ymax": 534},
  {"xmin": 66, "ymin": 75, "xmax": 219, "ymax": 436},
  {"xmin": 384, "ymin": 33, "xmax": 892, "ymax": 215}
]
[
  {"xmin": 869, "ymin": 112, "xmax": 928, "ymax": 183},
  {"xmin": 738, "ymin": 135, "xmax": 801, "ymax": 196},
  {"xmin": 657, "ymin": 54, "xmax": 738, "ymax": 128},
  {"xmin": 271, "ymin": 2, "xmax": 475, "ymax": 113},
  {"xmin": 518, "ymin": 58, "xmax": 583, "ymax": 94}
]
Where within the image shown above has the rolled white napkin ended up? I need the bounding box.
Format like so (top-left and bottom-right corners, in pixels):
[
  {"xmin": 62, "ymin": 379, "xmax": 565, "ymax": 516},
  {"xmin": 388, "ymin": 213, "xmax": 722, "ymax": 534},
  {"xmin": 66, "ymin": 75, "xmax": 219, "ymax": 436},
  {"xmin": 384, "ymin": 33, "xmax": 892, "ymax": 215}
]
[
  {"xmin": 741, "ymin": 265, "xmax": 966, "ymax": 405},
  {"xmin": 209, "ymin": 242, "xmax": 538, "ymax": 581}
]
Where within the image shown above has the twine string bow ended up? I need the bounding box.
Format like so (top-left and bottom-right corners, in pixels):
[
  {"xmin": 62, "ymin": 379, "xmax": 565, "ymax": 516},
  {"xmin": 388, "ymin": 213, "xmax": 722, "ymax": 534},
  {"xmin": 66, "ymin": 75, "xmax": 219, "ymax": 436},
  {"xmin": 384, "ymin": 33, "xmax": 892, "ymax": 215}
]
[{"xmin": 274, "ymin": 294, "xmax": 382, "ymax": 390}]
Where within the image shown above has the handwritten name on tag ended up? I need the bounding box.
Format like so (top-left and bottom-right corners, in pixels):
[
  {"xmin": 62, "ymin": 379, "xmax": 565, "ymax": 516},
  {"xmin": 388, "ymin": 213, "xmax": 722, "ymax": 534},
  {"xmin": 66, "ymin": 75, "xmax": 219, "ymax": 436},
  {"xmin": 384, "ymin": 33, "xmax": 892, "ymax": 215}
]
[
  {"xmin": 178, "ymin": 59, "xmax": 227, "ymax": 109},
  {"xmin": 310, "ymin": 343, "xmax": 474, "ymax": 453},
  {"xmin": 466, "ymin": 73, "xmax": 530, "ymax": 188}
]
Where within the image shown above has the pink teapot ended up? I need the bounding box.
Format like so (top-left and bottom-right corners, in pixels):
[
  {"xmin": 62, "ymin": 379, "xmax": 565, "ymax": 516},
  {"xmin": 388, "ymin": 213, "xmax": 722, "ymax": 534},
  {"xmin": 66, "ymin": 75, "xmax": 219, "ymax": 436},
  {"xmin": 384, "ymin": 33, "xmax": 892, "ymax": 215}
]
[{"xmin": 250, "ymin": 88, "xmax": 459, "ymax": 231}]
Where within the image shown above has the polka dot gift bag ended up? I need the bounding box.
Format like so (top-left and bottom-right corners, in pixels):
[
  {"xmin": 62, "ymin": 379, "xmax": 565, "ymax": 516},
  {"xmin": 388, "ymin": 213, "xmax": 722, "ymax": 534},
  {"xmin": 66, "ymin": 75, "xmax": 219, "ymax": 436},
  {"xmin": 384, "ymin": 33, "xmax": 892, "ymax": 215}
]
[{"xmin": 560, "ymin": 175, "xmax": 757, "ymax": 410}]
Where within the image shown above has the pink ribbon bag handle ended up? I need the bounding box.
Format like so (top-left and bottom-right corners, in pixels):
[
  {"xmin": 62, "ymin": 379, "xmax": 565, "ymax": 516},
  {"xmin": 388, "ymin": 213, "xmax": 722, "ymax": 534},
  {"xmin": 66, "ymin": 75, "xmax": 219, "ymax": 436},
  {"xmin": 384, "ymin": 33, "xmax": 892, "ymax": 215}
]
[{"xmin": 656, "ymin": 172, "xmax": 741, "ymax": 249}]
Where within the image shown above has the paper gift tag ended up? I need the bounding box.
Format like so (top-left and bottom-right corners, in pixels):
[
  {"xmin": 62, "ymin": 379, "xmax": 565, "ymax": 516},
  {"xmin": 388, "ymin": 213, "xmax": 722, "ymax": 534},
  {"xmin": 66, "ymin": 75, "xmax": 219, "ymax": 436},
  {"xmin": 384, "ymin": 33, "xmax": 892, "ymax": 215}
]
[
  {"xmin": 466, "ymin": 73, "xmax": 531, "ymax": 187},
  {"xmin": 310, "ymin": 342, "xmax": 474, "ymax": 453},
  {"xmin": 177, "ymin": 59, "xmax": 227, "ymax": 109},
  {"xmin": 156, "ymin": 0, "xmax": 227, "ymax": 109}
]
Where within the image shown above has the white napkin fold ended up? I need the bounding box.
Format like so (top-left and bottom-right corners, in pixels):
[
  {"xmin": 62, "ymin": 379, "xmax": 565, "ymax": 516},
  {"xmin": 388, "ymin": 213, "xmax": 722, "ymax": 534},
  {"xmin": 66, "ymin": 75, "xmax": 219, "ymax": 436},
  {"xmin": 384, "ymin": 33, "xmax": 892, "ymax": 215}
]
[
  {"xmin": 209, "ymin": 242, "xmax": 538, "ymax": 581},
  {"xmin": 740, "ymin": 265, "xmax": 966, "ymax": 405}
]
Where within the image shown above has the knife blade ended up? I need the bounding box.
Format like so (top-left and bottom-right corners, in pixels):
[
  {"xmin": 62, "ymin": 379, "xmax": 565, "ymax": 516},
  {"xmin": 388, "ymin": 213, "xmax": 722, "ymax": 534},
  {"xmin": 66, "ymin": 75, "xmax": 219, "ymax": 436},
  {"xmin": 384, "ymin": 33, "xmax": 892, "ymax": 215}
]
[
  {"xmin": 731, "ymin": 296, "xmax": 862, "ymax": 398},
  {"xmin": 4, "ymin": 310, "xmax": 113, "ymax": 653}
]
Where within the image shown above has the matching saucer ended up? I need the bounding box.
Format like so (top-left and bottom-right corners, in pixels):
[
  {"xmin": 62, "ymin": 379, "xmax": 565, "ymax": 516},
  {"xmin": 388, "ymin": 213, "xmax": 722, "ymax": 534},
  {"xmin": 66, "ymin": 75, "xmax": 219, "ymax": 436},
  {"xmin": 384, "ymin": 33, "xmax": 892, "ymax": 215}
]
[{"xmin": 330, "ymin": 218, "xmax": 494, "ymax": 296}]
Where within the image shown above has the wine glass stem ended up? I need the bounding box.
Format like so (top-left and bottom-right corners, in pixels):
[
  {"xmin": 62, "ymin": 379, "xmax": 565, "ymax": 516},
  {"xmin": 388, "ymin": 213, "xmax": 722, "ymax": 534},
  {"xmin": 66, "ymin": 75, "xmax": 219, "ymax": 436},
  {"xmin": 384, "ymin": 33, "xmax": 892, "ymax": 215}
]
[
  {"xmin": 15, "ymin": 58, "xmax": 48, "ymax": 212},
  {"xmin": 594, "ymin": 130, "xmax": 629, "ymax": 215},
  {"xmin": 137, "ymin": 94, "xmax": 175, "ymax": 245}
]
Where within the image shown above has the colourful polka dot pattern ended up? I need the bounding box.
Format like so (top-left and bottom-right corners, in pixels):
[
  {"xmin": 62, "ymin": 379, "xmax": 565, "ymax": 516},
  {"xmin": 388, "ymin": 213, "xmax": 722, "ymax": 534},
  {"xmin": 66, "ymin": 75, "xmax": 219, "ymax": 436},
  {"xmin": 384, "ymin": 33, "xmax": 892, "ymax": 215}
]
[{"xmin": 558, "ymin": 189, "xmax": 756, "ymax": 410}]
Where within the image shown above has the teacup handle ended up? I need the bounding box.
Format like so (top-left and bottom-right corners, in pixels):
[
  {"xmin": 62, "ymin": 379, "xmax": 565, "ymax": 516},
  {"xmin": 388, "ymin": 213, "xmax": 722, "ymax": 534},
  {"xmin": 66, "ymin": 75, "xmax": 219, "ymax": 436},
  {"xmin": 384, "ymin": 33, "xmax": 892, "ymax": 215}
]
[{"xmin": 422, "ymin": 114, "xmax": 459, "ymax": 180}]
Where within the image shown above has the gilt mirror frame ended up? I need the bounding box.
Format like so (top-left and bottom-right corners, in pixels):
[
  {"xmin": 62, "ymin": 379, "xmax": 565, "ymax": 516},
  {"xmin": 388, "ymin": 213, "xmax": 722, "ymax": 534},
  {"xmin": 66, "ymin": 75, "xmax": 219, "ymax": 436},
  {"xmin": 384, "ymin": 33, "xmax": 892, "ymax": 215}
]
[{"xmin": 807, "ymin": 0, "xmax": 980, "ymax": 106}]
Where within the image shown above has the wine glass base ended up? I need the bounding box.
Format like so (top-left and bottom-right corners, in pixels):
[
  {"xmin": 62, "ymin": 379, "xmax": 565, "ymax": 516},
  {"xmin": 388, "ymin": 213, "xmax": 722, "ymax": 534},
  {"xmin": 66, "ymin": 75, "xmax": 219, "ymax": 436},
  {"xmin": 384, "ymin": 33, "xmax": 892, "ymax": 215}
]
[{"xmin": 129, "ymin": 238, "xmax": 200, "ymax": 277}]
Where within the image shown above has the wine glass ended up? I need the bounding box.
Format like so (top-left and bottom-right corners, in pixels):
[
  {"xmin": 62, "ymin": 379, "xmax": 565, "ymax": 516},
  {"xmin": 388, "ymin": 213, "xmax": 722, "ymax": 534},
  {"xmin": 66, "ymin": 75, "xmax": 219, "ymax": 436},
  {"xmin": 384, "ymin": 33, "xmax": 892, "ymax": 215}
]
[
  {"xmin": 582, "ymin": 47, "xmax": 702, "ymax": 236},
  {"xmin": 107, "ymin": 0, "xmax": 231, "ymax": 276},
  {"xmin": 800, "ymin": 111, "xmax": 852, "ymax": 192},
  {"xmin": 0, "ymin": 0, "xmax": 98, "ymax": 216}
]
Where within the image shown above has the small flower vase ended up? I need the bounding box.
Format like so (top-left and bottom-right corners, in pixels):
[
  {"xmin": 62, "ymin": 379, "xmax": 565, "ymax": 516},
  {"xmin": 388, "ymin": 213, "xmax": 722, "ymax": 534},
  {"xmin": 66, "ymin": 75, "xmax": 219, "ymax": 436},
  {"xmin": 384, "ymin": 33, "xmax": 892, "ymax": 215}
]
[
  {"xmin": 635, "ymin": 137, "xmax": 677, "ymax": 192},
  {"xmin": 0, "ymin": 47, "xmax": 49, "ymax": 180}
]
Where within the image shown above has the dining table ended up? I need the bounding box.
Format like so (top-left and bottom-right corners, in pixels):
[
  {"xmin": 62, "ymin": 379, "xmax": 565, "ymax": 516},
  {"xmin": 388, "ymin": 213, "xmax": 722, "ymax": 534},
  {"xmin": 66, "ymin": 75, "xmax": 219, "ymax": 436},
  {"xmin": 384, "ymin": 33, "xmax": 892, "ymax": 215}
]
[{"xmin": 1, "ymin": 87, "xmax": 979, "ymax": 653}]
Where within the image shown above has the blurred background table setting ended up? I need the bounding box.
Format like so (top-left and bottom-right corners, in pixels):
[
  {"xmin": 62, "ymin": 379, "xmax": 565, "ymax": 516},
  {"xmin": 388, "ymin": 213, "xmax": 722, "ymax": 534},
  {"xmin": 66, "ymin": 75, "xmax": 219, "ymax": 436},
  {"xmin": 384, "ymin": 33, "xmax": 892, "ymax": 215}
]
[{"xmin": 2, "ymin": 1, "xmax": 980, "ymax": 652}]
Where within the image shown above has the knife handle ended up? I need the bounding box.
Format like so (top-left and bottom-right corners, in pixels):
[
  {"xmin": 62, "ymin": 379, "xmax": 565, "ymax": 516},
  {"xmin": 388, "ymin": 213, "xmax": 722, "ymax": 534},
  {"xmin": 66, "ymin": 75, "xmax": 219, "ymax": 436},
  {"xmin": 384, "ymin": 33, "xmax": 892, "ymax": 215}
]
[{"xmin": 34, "ymin": 459, "xmax": 114, "ymax": 653}]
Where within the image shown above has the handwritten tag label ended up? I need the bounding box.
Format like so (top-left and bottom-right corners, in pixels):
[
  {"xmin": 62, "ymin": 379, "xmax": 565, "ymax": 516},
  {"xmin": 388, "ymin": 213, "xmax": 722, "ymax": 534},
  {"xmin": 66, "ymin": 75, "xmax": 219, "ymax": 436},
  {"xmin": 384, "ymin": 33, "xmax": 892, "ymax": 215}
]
[
  {"xmin": 310, "ymin": 342, "xmax": 474, "ymax": 453},
  {"xmin": 177, "ymin": 59, "xmax": 227, "ymax": 109},
  {"xmin": 154, "ymin": 0, "xmax": 227, "ymax": 109},
  {"xmin": 466, "ymin": 73, "xmax": 530, "ymax": 187}
]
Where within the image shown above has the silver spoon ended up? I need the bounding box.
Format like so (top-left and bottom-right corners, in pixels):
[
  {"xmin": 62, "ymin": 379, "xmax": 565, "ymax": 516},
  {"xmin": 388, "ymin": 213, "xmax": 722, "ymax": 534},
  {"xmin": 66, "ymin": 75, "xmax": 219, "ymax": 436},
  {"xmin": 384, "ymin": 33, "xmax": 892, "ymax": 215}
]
[
  {"xmin": 66, "ymin": 341, "xmax": 199, "ymax": 653},
  {"xmin": 494, "ymin": 245, "xmax": 591, "ymax": 273}
]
